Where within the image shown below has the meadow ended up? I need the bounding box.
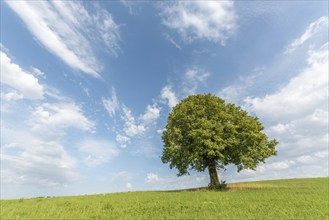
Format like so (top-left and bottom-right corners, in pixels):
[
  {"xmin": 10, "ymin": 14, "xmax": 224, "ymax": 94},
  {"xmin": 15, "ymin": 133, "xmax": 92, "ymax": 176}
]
[{"xmin": 1, "ymin": 177, "xmax": 328, "ymax": 219}]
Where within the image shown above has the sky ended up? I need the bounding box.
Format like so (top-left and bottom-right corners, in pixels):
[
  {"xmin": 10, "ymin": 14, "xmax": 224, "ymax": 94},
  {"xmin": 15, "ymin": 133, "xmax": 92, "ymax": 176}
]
[{"xmin": 0, "ymin": 1, "xmax": 328, "ymax": 199}]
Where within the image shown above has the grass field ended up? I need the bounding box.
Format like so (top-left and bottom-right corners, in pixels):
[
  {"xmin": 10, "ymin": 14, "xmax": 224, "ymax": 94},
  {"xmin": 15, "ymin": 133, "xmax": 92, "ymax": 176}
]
[{"xmin": 1, "ymin": 177, "xmax": 328, "ymax": 219}]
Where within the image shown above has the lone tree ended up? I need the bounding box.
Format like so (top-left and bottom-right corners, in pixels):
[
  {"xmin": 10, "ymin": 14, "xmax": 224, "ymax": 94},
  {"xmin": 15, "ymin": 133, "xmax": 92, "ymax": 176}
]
[{"xmin": 161, "ymin": 94, "xmax": 278, "ymax": 189}]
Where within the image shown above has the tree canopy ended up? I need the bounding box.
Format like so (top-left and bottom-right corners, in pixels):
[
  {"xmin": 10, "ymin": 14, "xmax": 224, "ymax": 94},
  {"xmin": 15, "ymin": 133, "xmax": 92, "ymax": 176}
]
[{"xmin": 161, "ymin": 94, "xmax": 278, "ymax": 189}]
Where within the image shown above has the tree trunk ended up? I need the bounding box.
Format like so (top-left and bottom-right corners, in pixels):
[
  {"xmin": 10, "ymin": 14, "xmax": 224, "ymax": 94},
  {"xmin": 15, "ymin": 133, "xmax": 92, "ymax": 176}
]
[{"xmin": 208, "ymin": 161, "xmax": 220, "ymax": 188}]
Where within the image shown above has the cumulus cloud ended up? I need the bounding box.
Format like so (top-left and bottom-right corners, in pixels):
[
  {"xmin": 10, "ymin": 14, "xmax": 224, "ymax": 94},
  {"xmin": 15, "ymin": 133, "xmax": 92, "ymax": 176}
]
[
  {"xmin": 244, "ymin": 43, "xmax": 328, "ymax": 123},
  {"xmin": 116, "ymin": 134, "xmax": 130, "ymax": 148},
  {"xmin": 242, "ymin": 42, "xmax": 328, "ymax": 178},
  {"xmin": 122, "ymin": 106, "xmax": 146, "ymax": 137},
  {"xmin": 146, "ymin": 173, "xmax": 159, "ymax": 183},
  {"xmin": 214, "ymin": 17, "xmax": 329, "ymax": 183},
  {"xmin": 115, "ymin": 103, "xmax": 161, "ymax": 148},
  {"xmin": 140, "ymin": 105, "xmax": 161, "ymax": 124},
  {"xmin": 161, "ymin": 86, "xmax": 178, "ymax": 109},
  {"xmin": 30, "ymin": 102, "xmax": 95, "ymax": 133},
  {"xmin": 1, "ymin": 91, "xmax": 24, "ymax": 101},
  {"xmin": 5, "ymin": 1, "xmax": 120, "ymax": 77},
  {"xmin": 159, "ymin": 1, "xmax": 237, "ymax": 45},
  {"xmin": 1, "ymin": 51, "xmax": 44, "ymax": 100}
]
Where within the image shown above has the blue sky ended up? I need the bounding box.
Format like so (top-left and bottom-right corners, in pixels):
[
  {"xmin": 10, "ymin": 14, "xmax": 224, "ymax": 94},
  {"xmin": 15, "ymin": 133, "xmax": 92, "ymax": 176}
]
[{"xmin": 1, "ymin": 1, "xmax": 328, "ymax": 199}]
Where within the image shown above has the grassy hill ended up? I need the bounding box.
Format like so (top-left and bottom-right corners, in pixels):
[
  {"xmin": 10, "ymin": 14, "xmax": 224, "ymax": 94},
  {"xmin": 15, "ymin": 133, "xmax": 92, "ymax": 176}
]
[{"xmin": 1, "ymin": 177, "xmax": 328, "ymax": 219}]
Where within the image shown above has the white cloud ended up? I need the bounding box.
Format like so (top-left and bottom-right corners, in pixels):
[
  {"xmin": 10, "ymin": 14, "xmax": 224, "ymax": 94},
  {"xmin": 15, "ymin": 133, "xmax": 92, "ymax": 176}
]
[
  {"xmin": 315, "ymin": 151, "xmax": 328, "ymax": 158},
  {"xmin": 285, "ymin": 16, "xmax": 328, "ymax": 53},
  {"xmin": 115, "ymin": 103, "xmax": 161, "ymax": 149},
  {"xmin": 163, "ymin": 33, "xmax": 182, "ymax": 49},
  {"xmin": 146, "ymin": 173, "xmax": 159, "ymax": 183},
  {"xmin": 0, "ymin": 48, "xmax": 99, "ymax": 194},
  {"xmin": 122, "ymin": 106, "xmax": 146, "ymax": 137},
  {"xmin": 31, "ymin": 67, "xmax": 46, "ymax": 79},
  {"xmin": 159, "ymin": 1, "xmax": 237, "ymax": 45},
  {"xmin": 126, "ymin": 182, "xmax": 132, "ymax": 190},
  {"xmin": 183, "ymin": 67, "xmax": 210, "ymax": 95},
  {"xmin": 102, "ymin": 87, "xmax": 120, "ymax": 117},
  {"xmin": 267, "ymin": 161, "xmax": 295, "ymax": 170},
  {"xmin": 79, "ymin": 139, "xmax": 119, "ymax": 167},
  {"xmin": 5, "ymin": 1, "xmax": 120, "ymax": 77},
  {"xmin": 140, "ymin": 105, "xmax": 161, "ymax": 124},
  {"xmin": 296, "ymin": 155, "xmax": 314, "ymax": 164},
  {"xmin": 160, "ymin": 67, "xmax": 211, "ymax": 110},
  {"xmin": 116, "ymin": 134, "xmax": 130, "ymax": 148},
  {"xmin": 241, "ymin": 42, "xmax": 328, "ymax": 179},
  {"xmin": 1, "ymin": 133, "xmax": 79, "ymax": 187},
  {"xmin": 244, "ymin": 43, "xmax": 328, "ymax": 123},
  {"xmin": 218, "ymin": 69, "xmax": 263, "ymax": 104},
  {"xmin": 1, "ymin": 99, "xmax": 97, "ymax": 187},
  {"xmin": 161, "ymin": 86, "xmax": 178, "ymax": 109},
  {"xmin": 93, "ymin": 4, "xmax": 121, "ymax": 56},
  {"xmin": 1, "ymin": 51, "xmax": 44, "ymax": 100},
  {"xmin": 30, "ymin": 102, "xmax": 95, "ymax": 133},
  {"xmin": 121, "ymin": 0, "xmax": 141, "ymax": 15},
  {"xmin": 217, "ymin": 18, "xmax": 329, "ymax": 183},
  {"xmin": 1, "ymin": 91, "xmax": 24, "ymax": 101}
]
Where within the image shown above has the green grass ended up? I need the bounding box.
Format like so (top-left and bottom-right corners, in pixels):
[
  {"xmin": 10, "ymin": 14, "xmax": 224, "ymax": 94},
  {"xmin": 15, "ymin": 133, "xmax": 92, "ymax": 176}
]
[{"xmin": 1, "ymin": 177, "xmax": 328, "ymax": 219}]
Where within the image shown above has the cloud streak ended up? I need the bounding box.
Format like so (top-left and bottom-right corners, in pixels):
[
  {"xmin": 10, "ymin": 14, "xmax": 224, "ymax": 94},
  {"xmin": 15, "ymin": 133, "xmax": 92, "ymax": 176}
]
[
  {"xmin": 285, "ymin": 16, "xmax": 328, "ymax": 53},
  {"xmin": 102, "ymin": 87, "xmax": 120, "ymax": 118},
  {"xmin": 6, "ymin": 1, "xmax": 120, "ymax": 77}
]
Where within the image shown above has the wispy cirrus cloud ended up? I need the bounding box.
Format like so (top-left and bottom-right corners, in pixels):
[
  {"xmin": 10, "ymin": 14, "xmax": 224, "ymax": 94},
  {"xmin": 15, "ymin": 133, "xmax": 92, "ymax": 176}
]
[
  {"xmin": 182, "ymin": 67, "xmax": 210, "ymax": 95},
  {"xmin": 285, "ymin": 16, "xmax": 328, "ymax": 53},
  {"xmin": 160, "ymin": 67, "xmax": 210, "ymax": 109},
  {"xmin": 102, "ymin": 87, "xmax": 120, "ymax": 118},
  {"xmin": 5, "ymin": 0, "xmax": 120, "ymax": 77},
  {"xmin": 159, "ymin": 1, "xmax": 237, "ymax": 45}
]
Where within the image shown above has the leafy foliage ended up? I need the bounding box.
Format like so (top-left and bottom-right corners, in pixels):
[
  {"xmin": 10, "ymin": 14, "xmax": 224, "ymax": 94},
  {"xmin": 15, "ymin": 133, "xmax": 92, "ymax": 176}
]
[{"xmin": 161, "ymin": 94, "xmax": 278, "ymax": 186}]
